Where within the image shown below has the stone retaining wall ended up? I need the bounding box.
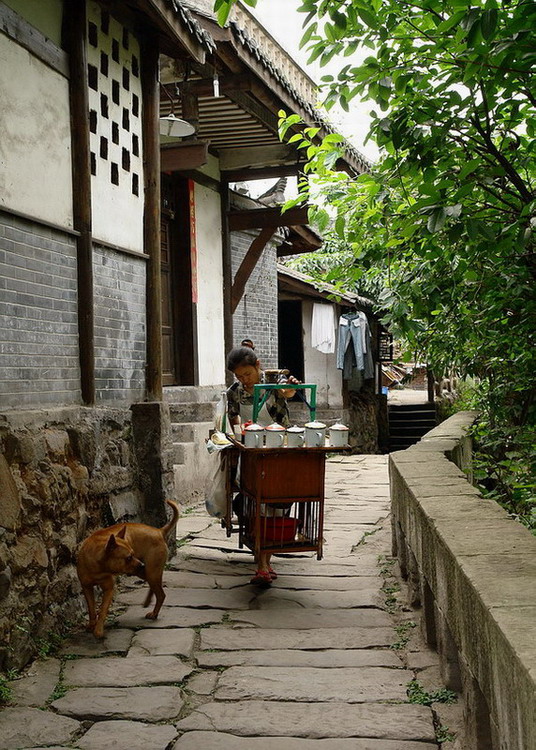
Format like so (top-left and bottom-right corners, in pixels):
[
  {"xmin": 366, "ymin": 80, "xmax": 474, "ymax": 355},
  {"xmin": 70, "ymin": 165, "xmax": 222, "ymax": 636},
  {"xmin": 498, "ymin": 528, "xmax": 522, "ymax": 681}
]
[
  {"xmin": 390, "ymin": 411, "xmax": 536, "ymax": 750},
  {"xmin": 0, "ymin": 404, "xmax": 174, "ymax": 672}
]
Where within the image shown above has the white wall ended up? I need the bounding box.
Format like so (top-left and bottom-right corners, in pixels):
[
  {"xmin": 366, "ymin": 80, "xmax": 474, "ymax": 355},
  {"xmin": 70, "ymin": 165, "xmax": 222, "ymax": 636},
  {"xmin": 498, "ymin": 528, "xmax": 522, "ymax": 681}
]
[
  {"xmin": 0, "ymin": 33, "xmax": 73, "ymax": 228},
  {"xmin": 87, "ymin": 1, "xmax": 144, "ymax": 252},
  {"xmin": 194, "ymin": 183, "xmax": 226, "ymax": 385},
  {"xmin": 302, "ymin": 300, "xmax": 344, "ymax": 411}
]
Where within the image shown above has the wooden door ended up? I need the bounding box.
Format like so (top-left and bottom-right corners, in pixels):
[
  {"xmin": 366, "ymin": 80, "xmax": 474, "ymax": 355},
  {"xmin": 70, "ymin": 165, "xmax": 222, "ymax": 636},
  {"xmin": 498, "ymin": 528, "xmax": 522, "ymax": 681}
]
[
  {"xmin": 160, "ymin": 175, "xmax": 198, "ymax": 386},
  {"xmin": 161, "ymin": 214, "xmax": 176, "ymax": 385}
]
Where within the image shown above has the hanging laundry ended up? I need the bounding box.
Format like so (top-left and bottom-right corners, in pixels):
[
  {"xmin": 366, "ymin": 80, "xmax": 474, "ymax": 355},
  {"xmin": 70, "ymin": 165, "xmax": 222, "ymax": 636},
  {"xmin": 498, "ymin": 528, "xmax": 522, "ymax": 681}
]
[
  {"xmin": 311, "ymin": 303, "xmax": 336, "ymax": 354},
  {"xmin": 336, "ymin": 311, "xmax": 374, "ymax": 380}
]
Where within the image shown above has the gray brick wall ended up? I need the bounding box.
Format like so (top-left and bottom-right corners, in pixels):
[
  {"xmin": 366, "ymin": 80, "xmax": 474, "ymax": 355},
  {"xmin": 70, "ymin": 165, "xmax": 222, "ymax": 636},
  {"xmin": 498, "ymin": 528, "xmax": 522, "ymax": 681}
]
[
  {"xmin": 0, "ymin": 212, "xmax": 81, "ymax": 407},
  {"xmin": 93, "ymin": 246, "xmax": 146, "ymax": 401},
  {"xmin": 231, "ymin": 229, "xmax": 279, "ymax": 369}
]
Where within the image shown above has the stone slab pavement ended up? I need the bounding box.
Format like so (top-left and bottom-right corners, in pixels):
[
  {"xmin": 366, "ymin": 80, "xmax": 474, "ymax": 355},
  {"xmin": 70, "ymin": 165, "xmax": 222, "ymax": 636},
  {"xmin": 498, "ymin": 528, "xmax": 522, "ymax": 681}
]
[{"xmin": 1, "ymin": 455, "xmax": 463, "ymax": 749}]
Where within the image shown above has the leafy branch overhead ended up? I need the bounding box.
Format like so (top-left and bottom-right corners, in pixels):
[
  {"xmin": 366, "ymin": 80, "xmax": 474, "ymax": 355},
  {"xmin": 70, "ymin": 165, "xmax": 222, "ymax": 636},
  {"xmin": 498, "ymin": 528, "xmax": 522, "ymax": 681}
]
[
  {"xmin": 276, "ymin": 1, "xmax": 535, "ymax": 392},
  {"xmin": 215, "ymin": 0, "xmax": 535, "ymax": 530}
]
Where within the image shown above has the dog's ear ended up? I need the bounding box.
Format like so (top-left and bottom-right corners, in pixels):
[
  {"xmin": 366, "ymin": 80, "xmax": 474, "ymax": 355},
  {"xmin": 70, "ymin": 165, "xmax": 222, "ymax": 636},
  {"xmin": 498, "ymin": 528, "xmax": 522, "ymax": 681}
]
[
  {"xmin": 116, "ymin": 525, "xmax": 127, "ymax": 539},
  {"xmin": 105, "ymin": 534, "xmax": 118, "ymax": 555}
]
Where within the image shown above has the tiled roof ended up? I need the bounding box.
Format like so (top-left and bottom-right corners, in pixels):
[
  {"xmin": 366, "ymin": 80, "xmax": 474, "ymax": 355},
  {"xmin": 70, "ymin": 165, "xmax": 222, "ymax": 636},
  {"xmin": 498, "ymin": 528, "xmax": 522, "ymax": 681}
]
[
  {"xmin": 229, "ymin": 21, "xmax": 372, "ymax": 173},
  {"xmin": 168, "ymin": 0, "xmax": 217, "ymax": 53},
  {"xmin": 278, "ymin": 264, "xmax": 375, "ymax": 309}
]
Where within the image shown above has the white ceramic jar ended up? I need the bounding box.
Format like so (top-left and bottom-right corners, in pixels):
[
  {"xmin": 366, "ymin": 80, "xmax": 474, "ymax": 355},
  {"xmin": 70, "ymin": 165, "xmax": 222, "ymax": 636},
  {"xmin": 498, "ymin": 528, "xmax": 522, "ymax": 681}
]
[
  {"xmin": 244, "ymin": 423, "xmax": 264, "ymax": 448},
  {"xmin": 286, "ymin": 424, "xmax": 305, "ymax": 448},
  {"xmin": 264, "ymin": 422, "xmax": 286, "ymax": 448},
  {"xmin": 304, "ymin": 420, "xmax": 327, "ymax": 448},
  {"xmin": 329, "ymin": 423, "xmax": 349, "ymax": 447}
]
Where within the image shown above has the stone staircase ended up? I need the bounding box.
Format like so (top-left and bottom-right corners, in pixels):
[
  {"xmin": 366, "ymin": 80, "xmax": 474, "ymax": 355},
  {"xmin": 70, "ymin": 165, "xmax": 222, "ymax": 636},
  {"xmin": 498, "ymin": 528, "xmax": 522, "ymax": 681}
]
[
  {"xmin": 165, "ymin": 385, "xmax": 223, "ymax": 508},
  {"xmin": 388, "ymin": 402, "xmax": 437, "ymax": 451}
]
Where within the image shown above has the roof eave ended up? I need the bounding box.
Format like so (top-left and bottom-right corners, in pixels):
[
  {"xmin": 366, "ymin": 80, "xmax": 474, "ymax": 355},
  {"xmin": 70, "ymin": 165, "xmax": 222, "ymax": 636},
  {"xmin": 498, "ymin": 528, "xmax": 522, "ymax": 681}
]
[{"xmin": 141, "ymin": 0, "xmax": 215, "ymax": 62}]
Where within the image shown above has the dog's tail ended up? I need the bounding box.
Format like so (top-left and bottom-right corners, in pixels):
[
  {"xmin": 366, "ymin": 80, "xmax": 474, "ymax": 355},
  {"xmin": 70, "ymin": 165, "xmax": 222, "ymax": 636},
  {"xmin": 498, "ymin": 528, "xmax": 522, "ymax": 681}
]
[{"xmin": 160, "ymin": 499, "xmax": 179, "ymax": 538}]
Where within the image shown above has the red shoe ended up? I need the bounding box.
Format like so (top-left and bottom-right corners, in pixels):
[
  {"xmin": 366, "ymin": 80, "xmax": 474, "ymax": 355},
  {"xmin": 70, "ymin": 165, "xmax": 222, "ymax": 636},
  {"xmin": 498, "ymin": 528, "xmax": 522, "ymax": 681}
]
[
  {"xmin": 268, "ymin": 566, "xmax": 278, "ymax": 580},
  {"xmin": 250, "ymin": 570, "xmax": 272, "ymax": 586}
]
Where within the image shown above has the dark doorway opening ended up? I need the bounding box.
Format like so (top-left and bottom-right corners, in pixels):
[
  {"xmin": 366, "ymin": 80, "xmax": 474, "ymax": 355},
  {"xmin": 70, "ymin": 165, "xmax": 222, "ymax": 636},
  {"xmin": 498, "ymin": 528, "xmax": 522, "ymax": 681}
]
[
  {"xmin": 278, "ymin": 299, "xmax": 304, "ymax": 383},
  {"xmin": 160, "ymin": 175, "xmax": 198, "ymax": 386}
]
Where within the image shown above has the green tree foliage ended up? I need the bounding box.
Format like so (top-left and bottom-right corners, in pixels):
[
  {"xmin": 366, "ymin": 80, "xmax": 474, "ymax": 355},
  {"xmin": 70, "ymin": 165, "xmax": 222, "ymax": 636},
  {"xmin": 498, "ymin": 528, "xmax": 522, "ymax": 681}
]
[{"xmin": 216, "ymin": 0, "xmax": 535, "ymax": 528}]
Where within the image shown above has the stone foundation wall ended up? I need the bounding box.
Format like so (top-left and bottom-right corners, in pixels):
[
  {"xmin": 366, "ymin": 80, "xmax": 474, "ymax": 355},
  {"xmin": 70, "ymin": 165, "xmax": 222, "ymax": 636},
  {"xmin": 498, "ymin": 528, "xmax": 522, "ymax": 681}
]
[
  {"xmin": 0, "ymin": 404, "xmax": 174, "ymax": 671},
  {"xmin": 390, "ymin": 412, "xmax": 536, "ymax": 749}
]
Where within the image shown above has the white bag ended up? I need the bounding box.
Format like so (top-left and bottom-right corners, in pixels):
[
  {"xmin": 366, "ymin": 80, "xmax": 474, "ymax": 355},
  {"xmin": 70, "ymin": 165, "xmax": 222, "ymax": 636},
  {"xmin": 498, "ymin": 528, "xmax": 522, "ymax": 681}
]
[{"xmin": 205, "ymin": 452, "xmax": 228, "ymax": 518}]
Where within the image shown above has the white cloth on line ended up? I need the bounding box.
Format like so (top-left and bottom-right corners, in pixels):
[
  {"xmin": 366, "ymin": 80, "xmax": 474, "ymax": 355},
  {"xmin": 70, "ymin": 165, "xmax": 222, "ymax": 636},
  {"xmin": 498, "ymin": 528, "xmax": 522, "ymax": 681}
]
[{"xmin": 311, "ymin": 303, "xmax": 336, "ymax": 354}]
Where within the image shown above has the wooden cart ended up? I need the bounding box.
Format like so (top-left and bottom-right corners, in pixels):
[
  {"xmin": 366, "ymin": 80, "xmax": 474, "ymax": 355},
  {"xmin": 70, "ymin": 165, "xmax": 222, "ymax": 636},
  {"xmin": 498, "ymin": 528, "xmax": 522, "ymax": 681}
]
[
  {"xmin": 237, "ymin": 442, "xmax": 343, "ymax": 560},
  {"xmin": 221, "ymin": 383, "xmax": 347, "ymax": 561}
]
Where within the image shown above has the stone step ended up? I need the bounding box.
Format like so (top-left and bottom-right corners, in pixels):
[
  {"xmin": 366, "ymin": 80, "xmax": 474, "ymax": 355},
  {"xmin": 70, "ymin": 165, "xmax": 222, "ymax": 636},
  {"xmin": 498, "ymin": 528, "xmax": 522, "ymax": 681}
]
[
  {"xmin": 388, "ymin": 404, "xmax": 435, "ymax": 413},
  {"xmin": 170, "ymin": 421, "xmax": 225, "ymax": 440},
  {"xmin": 172, "ymin": 422, "xmax": 216, "ymax": 507},
  {"xmin": 388, "ymin": 415, "xmax": 436, "ymax": 425},
  {"xmin": 164, "ymin": 385, "xmax": 225, "ymax": 404},
  {"xmin": 389, "ymin": 439, "xmax": 422, "ymax": 450},
  {"xmin": 389, "ymin": 424, "xmax": 436, "ymax": 436},
  {"xmin": 172, "ymin": 442, "xmax": 189, "ymax": 466},
  {"xmin": 170, "ymin": 401, "xmax": 216, "ymax": 423}
]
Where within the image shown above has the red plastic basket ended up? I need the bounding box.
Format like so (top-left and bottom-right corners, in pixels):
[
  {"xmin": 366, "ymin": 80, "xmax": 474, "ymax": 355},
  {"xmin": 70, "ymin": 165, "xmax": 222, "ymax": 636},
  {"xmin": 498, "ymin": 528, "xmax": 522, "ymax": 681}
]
[{"xmin": 261, "ymin": 517, "xmax": 299, "ymax": 542}]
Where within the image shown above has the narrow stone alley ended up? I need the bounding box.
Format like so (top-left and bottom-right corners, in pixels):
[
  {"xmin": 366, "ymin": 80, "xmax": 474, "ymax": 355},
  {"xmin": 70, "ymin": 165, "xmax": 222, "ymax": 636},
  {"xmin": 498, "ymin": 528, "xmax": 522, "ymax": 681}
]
[{"xmin": 0, "ymin": 455, "xmax": 460, "ymax": 749}]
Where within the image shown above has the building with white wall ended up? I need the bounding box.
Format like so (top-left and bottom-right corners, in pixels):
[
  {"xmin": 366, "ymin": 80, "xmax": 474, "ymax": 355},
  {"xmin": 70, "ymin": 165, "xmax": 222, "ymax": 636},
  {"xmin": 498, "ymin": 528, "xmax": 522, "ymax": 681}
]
[{"xmin": 0, "ymin": 0, "xmax": 369, "ymax": 668}]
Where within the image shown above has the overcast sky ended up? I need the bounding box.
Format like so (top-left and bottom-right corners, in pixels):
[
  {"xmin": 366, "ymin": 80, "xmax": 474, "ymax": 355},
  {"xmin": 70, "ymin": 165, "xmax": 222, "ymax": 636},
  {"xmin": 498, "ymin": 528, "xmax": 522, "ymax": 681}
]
[{"xmin": 251, "ymin": 0, "xmax": 379, "ymax": 163}]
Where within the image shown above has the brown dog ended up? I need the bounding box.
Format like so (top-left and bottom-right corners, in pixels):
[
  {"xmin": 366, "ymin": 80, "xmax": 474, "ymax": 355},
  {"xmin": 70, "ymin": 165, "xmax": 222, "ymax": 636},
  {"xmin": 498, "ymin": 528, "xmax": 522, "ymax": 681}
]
[{"xmin": 76, "ymin": 500, "xmax": 179, "ymax": 638}]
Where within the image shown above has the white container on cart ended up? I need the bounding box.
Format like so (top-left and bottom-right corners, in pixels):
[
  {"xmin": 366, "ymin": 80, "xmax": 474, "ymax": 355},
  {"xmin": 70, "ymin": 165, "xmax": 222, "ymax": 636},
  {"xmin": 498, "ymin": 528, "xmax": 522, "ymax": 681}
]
[
  {"xmin": 265, "ymin": 422, "xmax": 286, "ymax": 448},
  {"xmin": 244, "ymin": 423, "xmax": 264, "ymax": 448},
  {"xmin": 286, "ymin": 425, "xmax": 305, "ymax": 448},
  {"xmin": 304, "ymin": 420, "xmax": 327, "ymax": 448},
  {"xmin": 328, "ymin": 423, "xmax": 349, "ymax": 447}
]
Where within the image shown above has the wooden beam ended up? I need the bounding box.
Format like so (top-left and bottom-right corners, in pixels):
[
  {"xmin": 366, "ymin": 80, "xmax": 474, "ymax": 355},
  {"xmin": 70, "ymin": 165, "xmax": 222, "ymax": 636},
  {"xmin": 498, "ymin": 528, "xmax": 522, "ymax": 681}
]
[
  {"xmin": 175, "ymin": 169, "xmax": 220, "ymax": 193},
  {"xmin": 175, "ymin": 73, "xmax": 253, "ymax": 97},
  {"xmin": 1, "ymin": 0, "xmax": 69, "ymax": 77},
  {"xmin": 64, "ymin": 0, "xmax": 94, "ymax": 405},
  {"xmin": 228, "ymin": 206, "xmax": 309, "ymax": 231},
  {"xmin": 221, "ymin": 181, "xmax": 234, "ymax": 377},
  {"xmin": 289, "ymin": 224, "xmax": 323, "ymax": 249},
  {"xmin": 219, "ymin": 144, "xmax": 297, "ymax": 171},
  {"xmin": 140, "ymin": 0, "xmax": 207, "ymax": 62},
  {"xmin": 223, "ymin": 164, "xmax": 304, "ymax": 182},
  {"xmin": 160, "ymin": 142, "xmax": 209, "ymax": 171},
  {"xmin": 180, "ymin": 86, "xmax": 199, "ymax": 136},
  {"xmin": 231, "ymin": 227, "xmax": 275, "ymax": 313},
  {"xmin": 141, "ymin": 34, "xmax": 163, "ymax": 402},
  {"xmin": 276, "ymin": 223, "xmax": 323, "ymax": 257}
]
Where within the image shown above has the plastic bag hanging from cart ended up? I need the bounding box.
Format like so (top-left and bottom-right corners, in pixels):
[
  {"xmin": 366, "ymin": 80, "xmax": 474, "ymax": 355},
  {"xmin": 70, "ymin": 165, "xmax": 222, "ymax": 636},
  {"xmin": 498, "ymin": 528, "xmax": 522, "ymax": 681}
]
[{"xmin": 205, "ymin": 452, "xmax": 228, "ymax": 518}]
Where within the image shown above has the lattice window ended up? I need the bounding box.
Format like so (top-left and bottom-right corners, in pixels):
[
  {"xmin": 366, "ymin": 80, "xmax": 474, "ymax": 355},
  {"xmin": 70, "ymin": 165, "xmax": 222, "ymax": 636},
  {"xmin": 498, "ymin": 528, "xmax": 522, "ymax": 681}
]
[{"xmin": 86, "ymin": 1, "xmax": 142, "ymax": 198}]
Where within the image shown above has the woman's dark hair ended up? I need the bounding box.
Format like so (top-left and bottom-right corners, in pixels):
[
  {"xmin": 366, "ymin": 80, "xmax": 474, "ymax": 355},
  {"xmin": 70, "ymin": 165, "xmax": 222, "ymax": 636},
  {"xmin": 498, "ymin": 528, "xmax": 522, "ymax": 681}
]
[
  {"xmin": 240, "ymin": 338, "xmax": 255, "ymax": 350},
  {"xmin": 227, "ymin": 346, "xmax": 258, "ymax": 372}
]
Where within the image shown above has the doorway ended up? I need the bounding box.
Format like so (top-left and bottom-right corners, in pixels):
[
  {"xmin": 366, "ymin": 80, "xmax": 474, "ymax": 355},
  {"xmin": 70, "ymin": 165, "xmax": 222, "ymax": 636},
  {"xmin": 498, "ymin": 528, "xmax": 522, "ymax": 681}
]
[
  {"xmin": 278, "ymin": 299, "xmax": 304, "ymax": 382},
  {"xmin": 160, "ymin": 175, "xmax": 198, "ymax": 386}
]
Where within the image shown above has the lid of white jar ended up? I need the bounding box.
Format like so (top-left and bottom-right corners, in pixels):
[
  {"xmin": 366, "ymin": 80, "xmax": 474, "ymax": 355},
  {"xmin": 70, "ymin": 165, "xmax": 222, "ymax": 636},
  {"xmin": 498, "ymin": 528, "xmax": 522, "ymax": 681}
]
[
  {"xmin": 245, "ymin": 423, "xmax": 264, "ymax": 431},
  {"xmin": 330, "ymin": 423, "xmax": 349, "ymax": 431},
  {"xmin": 304, "ymin": 421, "xmax": 326, "ymax": 429},
  {"xmin": 265, "ymin": 422, "xmax": 285, "ymax": 431},
  {"xmin": 287, "ymin": 424, "xmax": 304, "ymax": 433}
]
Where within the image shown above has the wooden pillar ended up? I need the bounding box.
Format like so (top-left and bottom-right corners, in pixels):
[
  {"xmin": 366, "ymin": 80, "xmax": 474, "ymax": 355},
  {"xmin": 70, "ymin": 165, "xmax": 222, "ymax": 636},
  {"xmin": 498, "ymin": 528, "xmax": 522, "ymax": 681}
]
[
  {"xmin": 221, "ymin": 180, "xmax": 233, "ymax": 383},
  {"xmin": 64, "ymin": 0, "xmax": 95, "ymax": 404},
  {"xmin": 141, "ymin": 35, "xmax": 162, "ymax": 401},
  {"xmin": 181, "ymin": 84, "xmax": 199, "ymax": 139}
]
